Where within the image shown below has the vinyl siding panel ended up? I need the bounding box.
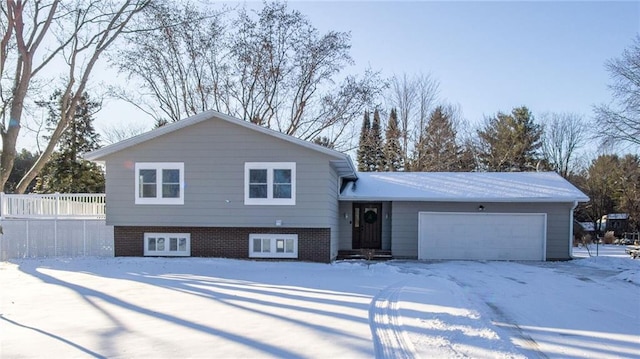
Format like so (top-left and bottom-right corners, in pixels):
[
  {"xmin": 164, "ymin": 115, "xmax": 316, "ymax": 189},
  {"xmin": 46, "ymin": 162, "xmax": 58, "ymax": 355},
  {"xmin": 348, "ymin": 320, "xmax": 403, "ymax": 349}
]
[
  {"xmin": 338, "ymin": 201, "xmax": 352, "ymax": 250},
  {"xmin": 328, "ymin": 169, "xmax": 340, "ymax": 260},
  {"xmin": 391, "ymin": 201, "xmax": 573, "ymax": 260},
  {"xmin": 102, "ymin": 118, "xmax": 341, "ymax": 228},
  {"xmin": 381, "ymin": 202, "xmax": 392, "ymax": 250}
]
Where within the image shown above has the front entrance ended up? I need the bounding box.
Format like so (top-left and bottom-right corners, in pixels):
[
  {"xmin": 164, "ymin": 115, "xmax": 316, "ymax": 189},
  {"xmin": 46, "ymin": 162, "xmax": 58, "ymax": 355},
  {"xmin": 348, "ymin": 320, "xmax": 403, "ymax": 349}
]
[{"xmin": 352, "ymin": 203, "xmax": 382, "ymax": 249}]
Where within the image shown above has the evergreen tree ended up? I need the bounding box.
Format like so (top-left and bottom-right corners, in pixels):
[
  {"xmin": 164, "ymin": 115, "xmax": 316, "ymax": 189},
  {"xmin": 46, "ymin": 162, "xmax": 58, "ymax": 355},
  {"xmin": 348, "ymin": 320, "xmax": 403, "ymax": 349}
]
[
  {"xmin": 357, "ymin": 111, "xmax": 372, "ymax": 171},
  {"xmin": 412, "ymin": 106, "xmax": 461, "ymax": 171},
  {"xmin": 34, "ymin": 91, "xmax": 105, "ymax": 193},
  {"xmin": 2, "ymin": 149, "xmax": 38, "ymax": 193},
  {"xmin": 476, "ymin": 106, "xmax": 543, "ymax": 172},
  {"xmin": 383, "ymin": 108, "xmax": 403, "ymax": 171},
  {"xmin": 312, "ymin": 136, "xmax": 334, "ymax": 149},
  {"xmin": 370, "ymin": 109, "xmax": 384, "ymax": 171}
]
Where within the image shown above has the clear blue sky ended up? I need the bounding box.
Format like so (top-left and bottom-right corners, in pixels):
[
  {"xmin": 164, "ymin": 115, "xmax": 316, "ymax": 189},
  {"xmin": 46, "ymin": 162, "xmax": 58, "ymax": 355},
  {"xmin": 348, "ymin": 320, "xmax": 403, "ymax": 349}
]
[
  {"xmin": 23, "ymin": 1, "xmax": 635, "ymax": 152},
  {"xmin": 285, "ymin": 1, "xmax": 639, "ymax": 124}
]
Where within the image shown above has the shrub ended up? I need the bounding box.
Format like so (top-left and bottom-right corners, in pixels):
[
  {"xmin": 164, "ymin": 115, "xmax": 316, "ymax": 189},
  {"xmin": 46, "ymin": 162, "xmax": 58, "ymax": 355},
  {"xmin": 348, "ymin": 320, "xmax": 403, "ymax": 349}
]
[{"xmin": 603, "ymin": 231, "xmax": 616, "ymax": 244}]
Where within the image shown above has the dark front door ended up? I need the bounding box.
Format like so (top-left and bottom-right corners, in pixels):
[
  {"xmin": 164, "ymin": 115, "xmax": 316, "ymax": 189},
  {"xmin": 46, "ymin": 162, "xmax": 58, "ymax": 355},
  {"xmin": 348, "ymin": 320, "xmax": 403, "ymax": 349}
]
[{"xmin": 352, "ymin": 203, "xmax": 382, "ymax": 249}]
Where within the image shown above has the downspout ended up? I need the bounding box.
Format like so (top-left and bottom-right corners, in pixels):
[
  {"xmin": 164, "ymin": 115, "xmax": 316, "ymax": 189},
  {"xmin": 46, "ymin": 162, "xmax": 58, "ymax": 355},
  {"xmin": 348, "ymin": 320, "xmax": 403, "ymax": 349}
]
[{"xmin": 570, "ymin": 201, "xmax": 578, "ymax": 259}]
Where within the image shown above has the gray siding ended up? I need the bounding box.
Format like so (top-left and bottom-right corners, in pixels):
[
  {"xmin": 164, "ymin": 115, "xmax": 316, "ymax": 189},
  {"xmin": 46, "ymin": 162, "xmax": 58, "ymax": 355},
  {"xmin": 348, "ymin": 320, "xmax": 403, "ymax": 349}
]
[
  {"xmin": 328, "ymin": 168, "xmax": 340, "ymax": 260},
  {"xmin": 338, "ymin": 201, "xmax": 352, "ymax": 250},
  {"xmin": 391, "ymin": 201, "xmax": 573, "ymax": 260},
  {"xmin": 103, "ymin": 118, "xmax": 341, "ymax": 228}
]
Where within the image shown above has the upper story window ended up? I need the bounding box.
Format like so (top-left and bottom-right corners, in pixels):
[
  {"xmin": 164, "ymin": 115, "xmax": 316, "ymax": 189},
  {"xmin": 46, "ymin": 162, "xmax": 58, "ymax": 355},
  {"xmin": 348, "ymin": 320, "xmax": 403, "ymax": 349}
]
[
  {"xmin": 135, "ymin": 162, "xmax": 184, "ymax": 205},
  {"xmin": 244, "ymin": 162, "xmax": 296, "ymax": 205}
]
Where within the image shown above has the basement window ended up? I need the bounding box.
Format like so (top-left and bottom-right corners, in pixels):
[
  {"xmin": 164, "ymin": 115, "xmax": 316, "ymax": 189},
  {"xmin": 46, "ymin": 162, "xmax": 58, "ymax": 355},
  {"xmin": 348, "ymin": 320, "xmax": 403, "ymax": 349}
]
[
  {"xmin": 249, "ymin": 234, "xmax": 298, "ymax": 258},
  {"xmin": 144, "ymin": 233, "xmax": 190, "ymax": 256}
]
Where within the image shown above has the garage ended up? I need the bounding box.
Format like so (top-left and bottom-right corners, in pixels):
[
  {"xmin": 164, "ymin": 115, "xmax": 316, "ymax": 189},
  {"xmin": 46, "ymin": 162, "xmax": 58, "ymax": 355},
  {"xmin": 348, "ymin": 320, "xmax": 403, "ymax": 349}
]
[{"xmin": 418, "ymin": 212, "xmax": 547, "ymax": 261}]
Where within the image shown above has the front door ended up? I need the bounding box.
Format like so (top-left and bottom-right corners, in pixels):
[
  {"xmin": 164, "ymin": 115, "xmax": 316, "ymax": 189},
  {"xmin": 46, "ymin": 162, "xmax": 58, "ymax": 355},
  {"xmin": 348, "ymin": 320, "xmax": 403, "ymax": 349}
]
[{"xmin": 352, "ymin": 203, "xmax": 382, "ymax": 249}]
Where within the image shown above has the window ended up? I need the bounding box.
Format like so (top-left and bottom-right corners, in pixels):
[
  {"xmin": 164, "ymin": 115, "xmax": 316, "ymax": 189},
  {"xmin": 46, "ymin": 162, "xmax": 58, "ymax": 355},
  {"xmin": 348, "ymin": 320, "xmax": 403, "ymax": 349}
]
[
  {"xmin": 135, "ymin": 163, "xmax": 184, "ymax": 205},
  {"xmin": 249, "ymin": 234, "xmax": 298, "ymax": 258},
  {"xmin": 244, "ymin": 163, "xmax": 296, "ymax": 205},
  {"xmin": 144, "ymin": 233, "xmax": 190, "ymax": 256}
]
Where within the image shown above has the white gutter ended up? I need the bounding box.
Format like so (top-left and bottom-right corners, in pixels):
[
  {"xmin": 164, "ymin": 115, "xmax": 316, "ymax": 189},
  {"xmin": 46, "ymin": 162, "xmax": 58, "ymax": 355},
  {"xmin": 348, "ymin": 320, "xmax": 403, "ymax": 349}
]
[
  {"xmin": 338, "ymin": 196, "xmax": 589, "ymax": 203},
  {"xmin": 570, "ymin": 201, "xmax": 578, "ymax": 259}
]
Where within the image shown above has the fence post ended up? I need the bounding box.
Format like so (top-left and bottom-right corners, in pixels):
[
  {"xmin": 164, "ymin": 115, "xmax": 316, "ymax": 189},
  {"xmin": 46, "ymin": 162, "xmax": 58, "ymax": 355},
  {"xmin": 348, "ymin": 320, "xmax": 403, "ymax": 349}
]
[
  {"xmin": 54, "ymin": 219, "xmax": 58, "ymax": 257},
  {"xmin": 25, "ymin": 219, "xmax": 29, "ymax": 258},
  {"xmin": 55, "ymin": 192, "xmax": 60, "ymax": 219},
  {"xmin": 0, "ymin": 192, "xmax": 4, "ymax": 219},
  {"xmin": 83, "ymin": 220, "xmax": 87, "ymax": 256}
]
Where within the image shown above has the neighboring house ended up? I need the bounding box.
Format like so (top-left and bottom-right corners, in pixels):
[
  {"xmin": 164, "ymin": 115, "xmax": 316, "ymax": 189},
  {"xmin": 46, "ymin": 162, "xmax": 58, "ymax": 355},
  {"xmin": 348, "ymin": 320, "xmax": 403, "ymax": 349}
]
[
  {"xmin": 597, "ymin": 213, "xmax": 630, "ymax": 237},
  {"xmin": 86, "ymin": 110, "xmax": 589, "ymax": 262}
]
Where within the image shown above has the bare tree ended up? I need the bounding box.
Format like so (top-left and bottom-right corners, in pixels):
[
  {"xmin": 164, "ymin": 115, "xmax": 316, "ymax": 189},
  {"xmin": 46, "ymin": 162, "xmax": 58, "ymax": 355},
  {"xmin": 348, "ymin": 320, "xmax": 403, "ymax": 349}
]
[
  {"xmin": 100, "ymin": 121, "xmax": 148, "ymax": 144},
  {"xmin": 386, "ymin": 73, "xmax": 439, "ymax": 168},
  {"xmin": 112, "ymin": 1, "xmax": 229, "ymax": 124},
  {"xmin": 594, "ymin": 36, "xmax": 640, "ymax": 148},
  {"xmin": 114, "ymin": 1, "xmax": 383, "ymax": 151},
  {"xmin": 1, "ymin": 0, "xmax": 149, "ymax": 193},
  {"xmin": 541, "ymin": 112, "xmax": 588, "ymax": 178}
]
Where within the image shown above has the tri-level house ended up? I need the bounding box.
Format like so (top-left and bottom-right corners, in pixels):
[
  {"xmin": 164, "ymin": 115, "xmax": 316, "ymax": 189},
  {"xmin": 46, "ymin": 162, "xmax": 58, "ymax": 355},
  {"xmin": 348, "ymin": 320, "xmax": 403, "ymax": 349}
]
[{"xmin": 86, "ymin": 110, "xmax": 589, "ymax": 262}]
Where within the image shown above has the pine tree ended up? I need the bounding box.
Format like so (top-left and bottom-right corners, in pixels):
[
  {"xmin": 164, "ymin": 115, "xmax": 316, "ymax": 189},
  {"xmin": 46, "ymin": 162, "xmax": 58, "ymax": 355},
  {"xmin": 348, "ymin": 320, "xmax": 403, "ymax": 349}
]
[
  {"xmin": 476, "ymin": 106, "xmax": 543, "ymax": 172},
  {"xmin": 313, "ymin": 136, "xmax": 334, "ymax": 149},
  {"xmin": 34, "ymin": 91, "xmax": 105, "ymax": 193},
  {"xmin": 370, "ymin": 109, "xmax": 384, "ymax": 171},
  {"xmin": 412, "ymin": 106, "xmax": 463, "ymax": 171},
  {"xmin": 2, "ymin": 149, "xmax": 38, "ymax": 193},
  {"xmin": 357, "ymin": 111, "xmax": 372, "ymax": 171},
  {"xmin": 383, "ymin": 108, "xmax": 403, "ymax": 171}
]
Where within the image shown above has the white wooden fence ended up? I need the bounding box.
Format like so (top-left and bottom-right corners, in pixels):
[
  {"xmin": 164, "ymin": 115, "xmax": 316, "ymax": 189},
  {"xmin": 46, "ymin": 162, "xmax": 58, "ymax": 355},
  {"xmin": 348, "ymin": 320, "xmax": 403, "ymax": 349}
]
[{"xmin": 0, "ymin": 193, "xmax": 113, "ymax": 260}]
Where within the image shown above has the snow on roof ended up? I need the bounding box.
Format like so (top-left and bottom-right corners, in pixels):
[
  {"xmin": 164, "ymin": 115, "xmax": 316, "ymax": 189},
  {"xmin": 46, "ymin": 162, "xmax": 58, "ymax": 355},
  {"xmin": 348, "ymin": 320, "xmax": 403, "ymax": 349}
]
[
  {"xmin": 606, "ymin": 213, "xmax": 629, "ymax": 220},
  {"xmin": 578, "ymin": 222, "xmax": 595, "ymax": 231},
  {"xmin": 340, "ymin": 171, "xmax": 589, "ymax": 202}
]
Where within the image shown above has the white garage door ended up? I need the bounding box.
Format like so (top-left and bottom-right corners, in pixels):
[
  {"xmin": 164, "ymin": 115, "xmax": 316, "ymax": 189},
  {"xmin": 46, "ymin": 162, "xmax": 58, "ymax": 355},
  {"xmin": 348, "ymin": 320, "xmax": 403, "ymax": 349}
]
[{"xmin": 418, "ymin": 212, "xmax": 547, "ymax": 261}]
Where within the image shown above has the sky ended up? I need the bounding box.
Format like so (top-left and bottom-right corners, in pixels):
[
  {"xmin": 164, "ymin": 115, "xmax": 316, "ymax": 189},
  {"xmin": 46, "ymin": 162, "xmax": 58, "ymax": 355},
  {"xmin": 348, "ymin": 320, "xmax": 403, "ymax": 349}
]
[
  {"xmin": 16, "ymin": 1, "xmax": 640, "ymax": 152},
  {"xmin": 285, "ymin": 1, "xmax": 639, "ymax": 122},
  {"xmin": 1, "ymin": 246, "xmax": 638, "ymax": 358}
]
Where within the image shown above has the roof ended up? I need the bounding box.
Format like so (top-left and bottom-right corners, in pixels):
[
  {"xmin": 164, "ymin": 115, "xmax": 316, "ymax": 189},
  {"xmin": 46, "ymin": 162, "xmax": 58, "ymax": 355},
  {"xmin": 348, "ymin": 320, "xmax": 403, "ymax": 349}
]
[
  {"xmin": 578, "ymin": 222, "xmax": 595, "ymax": 231},
  {"xmin": 340, "ymin": 171, "xmax": 589, "ymax": 203},
  {"xmin": 85, "ymin": 110, "xmax": 357, "ymax": 179},
  {"xmin": 606, "ymin": 213, "xmax": 629, "ymax": 220}
]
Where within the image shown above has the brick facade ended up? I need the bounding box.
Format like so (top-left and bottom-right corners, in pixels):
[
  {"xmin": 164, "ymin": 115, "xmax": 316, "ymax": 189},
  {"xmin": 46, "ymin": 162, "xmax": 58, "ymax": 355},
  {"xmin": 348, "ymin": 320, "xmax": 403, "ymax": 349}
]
[{"xmin": 114, "ymin": 226, "xmax": 332, "ymax": 263}]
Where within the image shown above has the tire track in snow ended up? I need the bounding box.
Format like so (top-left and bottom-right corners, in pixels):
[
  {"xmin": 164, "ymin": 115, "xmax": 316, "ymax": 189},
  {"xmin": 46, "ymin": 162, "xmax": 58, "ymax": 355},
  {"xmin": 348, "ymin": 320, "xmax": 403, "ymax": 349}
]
[
  {"xmin": 447, "ymin": 273, "xmax": 548, "ymax": 359},
  {"xmin": 369, "ymin": 281, "xmax": 416, "ymax": 359}
]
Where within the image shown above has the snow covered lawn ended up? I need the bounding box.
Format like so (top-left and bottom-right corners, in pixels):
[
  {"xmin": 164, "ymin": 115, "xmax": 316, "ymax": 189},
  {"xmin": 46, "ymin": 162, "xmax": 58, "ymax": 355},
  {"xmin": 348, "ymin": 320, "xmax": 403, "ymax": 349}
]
[{"xmin": 1, "ymin": 245, "xmax": 638, "ymax": 358}]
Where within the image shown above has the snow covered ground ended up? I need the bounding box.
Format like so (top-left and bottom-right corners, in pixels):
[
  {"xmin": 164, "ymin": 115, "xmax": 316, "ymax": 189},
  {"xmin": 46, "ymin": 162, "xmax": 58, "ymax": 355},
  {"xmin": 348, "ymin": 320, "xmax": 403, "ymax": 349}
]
[{"xmin": 1, "ymin": 245, "xmax": 638, "ymax": 358}]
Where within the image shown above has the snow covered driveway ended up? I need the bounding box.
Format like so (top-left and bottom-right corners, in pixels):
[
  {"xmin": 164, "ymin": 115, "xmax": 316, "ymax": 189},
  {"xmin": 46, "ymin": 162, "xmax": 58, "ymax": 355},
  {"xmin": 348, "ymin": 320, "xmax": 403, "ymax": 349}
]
[{"xmin": 1, "ymin": 248, "xmax": 638, "ymax": 358}]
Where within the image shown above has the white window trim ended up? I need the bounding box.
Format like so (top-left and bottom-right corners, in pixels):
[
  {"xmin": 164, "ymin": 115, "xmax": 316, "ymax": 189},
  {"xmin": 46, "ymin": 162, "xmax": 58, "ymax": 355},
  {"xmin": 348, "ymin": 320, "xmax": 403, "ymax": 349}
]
[
  {"xmin": 144, "ymin": 233, "xmax": 191, "ymax": 256},
  {"xmin": 249, "ymin": 234, "xmax": 298, "ymax": 259},
  {"xmin": 244, "ymin": 162, "xmax": 296, "ymax": 205},
  {"xmin": 135, "ymin": 162, "xmax": 185, "ymax": 205}
]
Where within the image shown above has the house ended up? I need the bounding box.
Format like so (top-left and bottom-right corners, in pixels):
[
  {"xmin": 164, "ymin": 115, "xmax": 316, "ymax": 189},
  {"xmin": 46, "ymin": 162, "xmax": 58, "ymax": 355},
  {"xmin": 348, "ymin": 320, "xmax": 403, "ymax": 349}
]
[
  {"xmin": 85, "ymin": 110, "xmax": 589, "ymax": 262},
  {"xmin": 597, "ymin": 213, "xmax": 630, "ymax": 237}
]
